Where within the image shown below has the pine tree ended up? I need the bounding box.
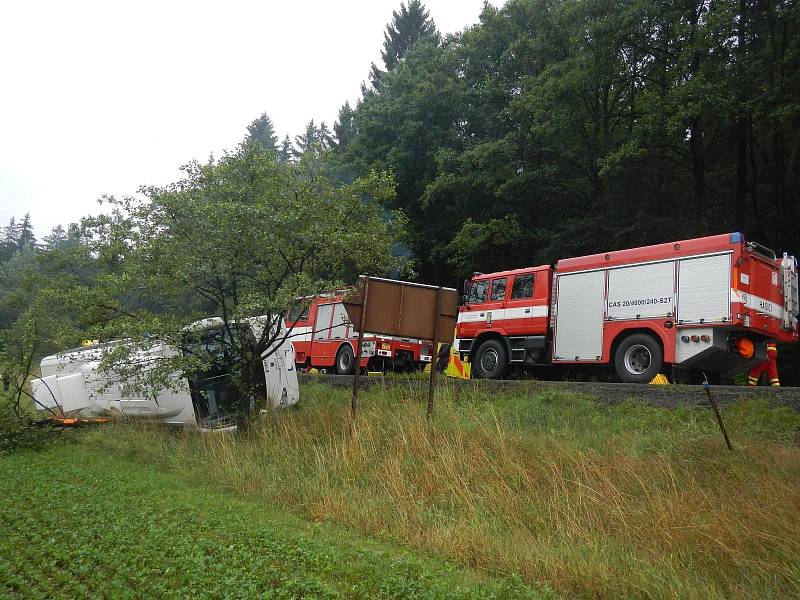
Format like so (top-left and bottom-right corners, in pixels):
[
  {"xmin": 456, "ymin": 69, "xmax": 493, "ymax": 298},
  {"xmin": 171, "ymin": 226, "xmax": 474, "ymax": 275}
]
[
  {"xmin": 370, "ymin": 1, "xmax": 439, "ymax": 87},
  {"xmin": 294, "ymin": 120, "xmax": 333, "ymax": 157},
  {"xmin": 2, "ymin": 217, "xmax": 17, "ymax": 259},
  {"xmin": 43, "ymin": 224, "xmax": 67, "ymax": 249},
  {"xmin": 277, "ymin": 135, "xmax": 294, "ymax": 163},
  {"xmin": 334, "ymin": 102, "xmax": 357, "ymax": 149},
  {"xmin": 66, "ymin": 223, "xmax": 82, "ymax": 247},
  {"xmin": 368, "ymin": 62, "xmax": 384, "ymax": 89},
  {"xmin": 294, "ymin": 120, "xmax": 317, "ymax": 156},
  {"xmin": 16, "ymin": 213, "xmax": 36, "ymax": 249},
  {"xmin": 317, "ymin": 121, "xmax": 335, "ymax": 149},
  {"xmin": 245, "ymin": 113, "xmax": 278, "ymax": 155}
]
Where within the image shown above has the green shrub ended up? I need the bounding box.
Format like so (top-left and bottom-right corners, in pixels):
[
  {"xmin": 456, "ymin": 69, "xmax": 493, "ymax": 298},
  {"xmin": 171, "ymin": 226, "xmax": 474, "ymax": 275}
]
[{"xmin": 0, "ymin": 392, "xmax": 55, "ymax": 454}]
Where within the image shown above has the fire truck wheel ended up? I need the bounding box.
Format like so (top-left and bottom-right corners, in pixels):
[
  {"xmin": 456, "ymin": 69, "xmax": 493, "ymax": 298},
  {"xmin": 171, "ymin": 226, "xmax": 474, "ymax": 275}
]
[
  {"xmin": 335, "ymin": 345, "xmax": 355, "ymax": 375},
  {"xmin": 614, "ymin": 334, "xmax": 663, "ymax": 383},
  {"xmin": 473, "ymin": 339, "xmax": 508, "ymax": 379}
]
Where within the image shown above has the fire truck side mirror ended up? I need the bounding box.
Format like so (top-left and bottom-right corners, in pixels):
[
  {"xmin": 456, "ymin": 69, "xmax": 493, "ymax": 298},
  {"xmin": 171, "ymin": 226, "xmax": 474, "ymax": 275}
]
[{"xmin": 462, "ymin": 280, "xmax": 471, "ymax": 304}]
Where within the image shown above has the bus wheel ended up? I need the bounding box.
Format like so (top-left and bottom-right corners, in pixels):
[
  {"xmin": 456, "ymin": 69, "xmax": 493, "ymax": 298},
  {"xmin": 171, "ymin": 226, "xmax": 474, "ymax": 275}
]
[
  {"xmin": 473, "ymin": 339, "xmax": 508, "ymax": 380},
  {"xmin": 335, "ymin": 345, "xmax": 355, "ymax": 375},
  {"xmin": 614, "ymin": 333, "xmax": 663, "ymax": 383}
]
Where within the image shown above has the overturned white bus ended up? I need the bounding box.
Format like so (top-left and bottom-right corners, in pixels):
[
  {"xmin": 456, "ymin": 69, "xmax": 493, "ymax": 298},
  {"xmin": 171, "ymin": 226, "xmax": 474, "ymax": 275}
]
[{"xmin": 29, "ymin": 316, "xmax": 299, "ymax": 430}]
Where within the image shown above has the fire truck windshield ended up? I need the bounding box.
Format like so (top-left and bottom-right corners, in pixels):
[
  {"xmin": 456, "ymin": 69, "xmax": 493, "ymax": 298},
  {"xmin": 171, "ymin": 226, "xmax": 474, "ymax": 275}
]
[{"xmin": 287, "ymin": 302, "xmax": 310, "ymax": 322}]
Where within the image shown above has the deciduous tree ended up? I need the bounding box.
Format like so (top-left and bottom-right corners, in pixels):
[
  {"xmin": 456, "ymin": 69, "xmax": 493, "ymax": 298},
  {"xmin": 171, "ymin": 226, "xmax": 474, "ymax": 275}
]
[{"xmin": 59, "ymin": 144, "xmax": 406, "ymax": 427}]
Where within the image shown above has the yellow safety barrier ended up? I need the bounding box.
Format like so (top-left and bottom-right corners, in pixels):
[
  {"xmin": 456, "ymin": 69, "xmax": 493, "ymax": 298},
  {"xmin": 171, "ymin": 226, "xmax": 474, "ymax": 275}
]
[
  {"xmin": 443, "ymin": 333, "xmax": 470, "ymax": 379},
  {"xmin": 422, "ymin": 336, "xmax": 471, "ymax": 379},
  {"xmin": 444, "ymin": 351, "xmax": 471, "ymax": 379}
]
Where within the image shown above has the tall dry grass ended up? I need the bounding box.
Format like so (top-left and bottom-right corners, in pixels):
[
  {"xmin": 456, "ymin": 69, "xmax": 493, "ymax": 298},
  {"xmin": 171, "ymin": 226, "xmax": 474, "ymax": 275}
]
[{"xmin": 88, "ymin": 383, "xmax": 800, "ymax": 599}]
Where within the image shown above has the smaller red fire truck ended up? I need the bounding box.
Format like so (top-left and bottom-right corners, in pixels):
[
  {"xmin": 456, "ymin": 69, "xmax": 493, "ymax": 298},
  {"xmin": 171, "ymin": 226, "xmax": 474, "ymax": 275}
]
[
  {"xmin": 286, "ymin": 292, "xmax": 433, "ymax": 374},
  {"xmin": 456, "ymin": 233, "xmax": 799, "ymax": 382}
]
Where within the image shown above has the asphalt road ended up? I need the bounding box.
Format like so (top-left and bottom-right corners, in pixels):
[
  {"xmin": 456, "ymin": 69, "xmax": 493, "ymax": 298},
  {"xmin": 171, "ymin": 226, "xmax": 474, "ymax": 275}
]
[{"xmin": 299, "ymin": 373, "xmax": 800, "ymax": 411}]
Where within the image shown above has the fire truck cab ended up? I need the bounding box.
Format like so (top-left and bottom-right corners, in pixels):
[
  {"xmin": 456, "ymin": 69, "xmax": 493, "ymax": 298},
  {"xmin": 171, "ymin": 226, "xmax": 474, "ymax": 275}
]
[
  {"xmin": 457, "ymin": 233, "xmax": 799, "ymax": 382},
  {"xmin": 287, "ymin": 293, "xmax": 433, "ymax": 374}
]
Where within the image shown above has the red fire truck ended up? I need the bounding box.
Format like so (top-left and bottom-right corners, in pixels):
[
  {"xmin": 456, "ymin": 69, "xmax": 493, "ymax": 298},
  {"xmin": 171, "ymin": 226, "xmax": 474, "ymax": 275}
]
[
  {"xmin": 286, "ymin": 292, "xmax": 433, "ymax": 374},
  {"xmin": 456, "ymin": 233, "xmax": 799, "ymax": 382}
]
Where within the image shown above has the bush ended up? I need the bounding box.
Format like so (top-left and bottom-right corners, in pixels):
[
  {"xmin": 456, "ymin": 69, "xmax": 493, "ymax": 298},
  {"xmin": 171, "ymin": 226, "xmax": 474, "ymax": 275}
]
[{"xmin": 0, "ymin": 393, "xmax": 54, "ymax": 454}]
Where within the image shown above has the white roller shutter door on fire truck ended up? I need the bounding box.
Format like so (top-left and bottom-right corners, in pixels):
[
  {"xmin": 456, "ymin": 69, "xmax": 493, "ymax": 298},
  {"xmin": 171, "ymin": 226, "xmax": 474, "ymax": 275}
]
[
  {"xmin": 606, "ymin": 261, "xmax": 675, "ymax": 320},
  {"xmin": 677, "ymin": 253, "xmax": 731, "ymax": 323},
  {"xmin": 554, "ymin": 270, "xmax": 605, "ymax": 361}
]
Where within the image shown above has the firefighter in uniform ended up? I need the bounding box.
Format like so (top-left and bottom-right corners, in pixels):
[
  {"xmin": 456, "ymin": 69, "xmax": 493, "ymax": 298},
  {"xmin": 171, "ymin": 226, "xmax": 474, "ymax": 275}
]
[{"xmin": 748, "ymin": 343, "xmax": 780, "ymax": 387}]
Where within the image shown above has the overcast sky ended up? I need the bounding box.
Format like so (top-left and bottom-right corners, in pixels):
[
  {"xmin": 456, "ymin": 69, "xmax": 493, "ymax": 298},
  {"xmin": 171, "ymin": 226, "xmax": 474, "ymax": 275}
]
[{"xmin": 0, "ymin": 0, "xmax": 497, "ymax": 238}]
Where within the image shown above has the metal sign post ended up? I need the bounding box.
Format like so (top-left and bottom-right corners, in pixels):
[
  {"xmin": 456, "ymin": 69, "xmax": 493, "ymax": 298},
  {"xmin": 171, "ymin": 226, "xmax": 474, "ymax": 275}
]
[
  {"xmin": 703, "ymin": 374, "xmax": 733, "ymax": 451},
  {"xmin": 342, "ymin": 276, "xmax": 457, "ymax": 428},
  {"xmin": 427, "ymin": 287, "xmax": 443, "ymax": 419},
  {"xmin": 350, "ymin": 277, "xmax": 369, "ymax": 436}
]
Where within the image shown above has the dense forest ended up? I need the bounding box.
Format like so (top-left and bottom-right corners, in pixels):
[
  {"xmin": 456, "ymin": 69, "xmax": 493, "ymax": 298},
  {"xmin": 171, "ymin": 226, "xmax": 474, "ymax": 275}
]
[
  {"xmin": 330, "ymin": 0, "xmax": 799, "ymax": 285},
  {"xmin": 231, "ymin": 0, "xmax": 800, "ymax": 286},
  {"xmin": 1, "ymin": 0, "xmax": 799, "ymax": 381}
]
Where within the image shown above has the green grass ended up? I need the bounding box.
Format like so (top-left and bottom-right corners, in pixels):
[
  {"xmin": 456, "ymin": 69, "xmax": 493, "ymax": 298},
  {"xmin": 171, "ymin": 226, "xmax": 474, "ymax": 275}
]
[
  {"xmin": 0, "ymin": 444, "xmax": 547, "ymax": 599},
  {"xmin": 6, "ymin": 383, "xmax": 800, "ymax": 598}
]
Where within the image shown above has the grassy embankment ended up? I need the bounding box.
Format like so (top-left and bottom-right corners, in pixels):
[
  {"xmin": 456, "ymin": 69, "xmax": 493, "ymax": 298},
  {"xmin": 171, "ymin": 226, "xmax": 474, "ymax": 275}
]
[{"xmin": 6, "ymin": 382, "xmax": 800, "ymax": 598}]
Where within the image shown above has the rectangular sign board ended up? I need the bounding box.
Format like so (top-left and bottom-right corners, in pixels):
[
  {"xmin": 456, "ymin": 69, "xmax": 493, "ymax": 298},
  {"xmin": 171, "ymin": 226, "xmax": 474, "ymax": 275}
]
[{"xmin": 342, "ymin": 277, "xmax": 458, "ymax": 343}]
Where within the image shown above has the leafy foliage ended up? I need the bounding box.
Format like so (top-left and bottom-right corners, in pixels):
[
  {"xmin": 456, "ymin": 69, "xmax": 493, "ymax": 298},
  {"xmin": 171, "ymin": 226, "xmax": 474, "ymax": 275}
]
[
  {"xmin": 0, "ymin": 320, "xmax": 60, "ymax": 453},
  {"xmin": 0, "ymin": 444, "xmax": 546, "ymax": 599},
  {"xmin": 443, "ymin": 216, "xmax": 525, "ymax": 275},
  {"xmin": 51, "ymin": 145, "xmax": 404, "ymax": 424}
]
